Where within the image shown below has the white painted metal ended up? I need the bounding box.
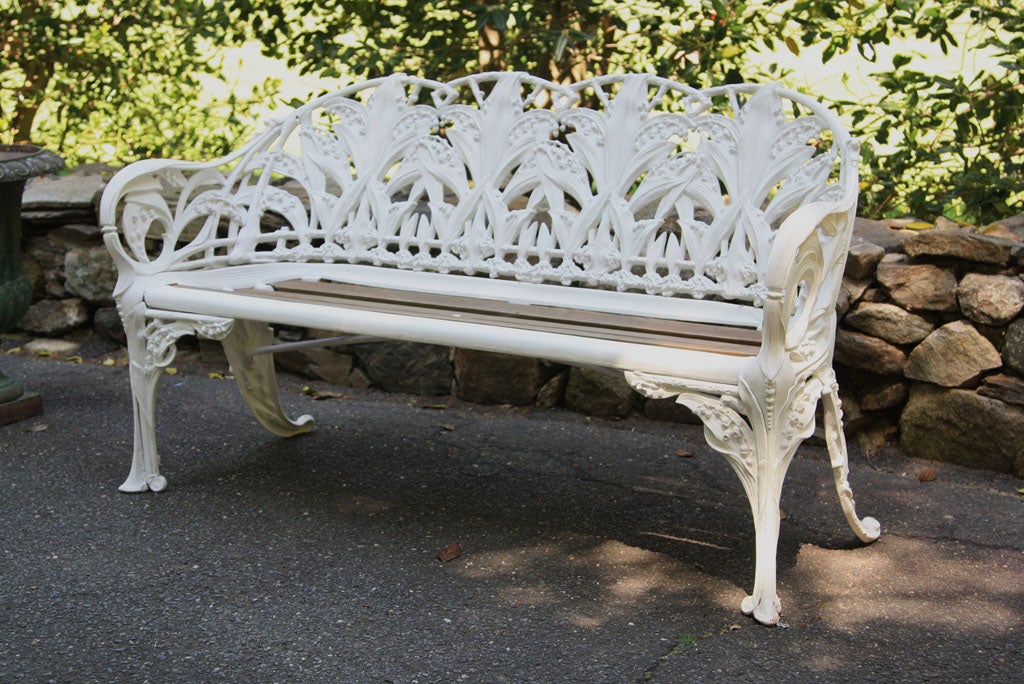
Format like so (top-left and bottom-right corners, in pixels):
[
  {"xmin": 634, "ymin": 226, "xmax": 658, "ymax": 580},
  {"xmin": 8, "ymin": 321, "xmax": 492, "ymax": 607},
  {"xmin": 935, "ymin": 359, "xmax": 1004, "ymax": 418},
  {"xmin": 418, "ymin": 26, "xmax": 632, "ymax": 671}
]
[{"xmin": 100, "ymin": 71, "xmax": 878, "ymax": 626}]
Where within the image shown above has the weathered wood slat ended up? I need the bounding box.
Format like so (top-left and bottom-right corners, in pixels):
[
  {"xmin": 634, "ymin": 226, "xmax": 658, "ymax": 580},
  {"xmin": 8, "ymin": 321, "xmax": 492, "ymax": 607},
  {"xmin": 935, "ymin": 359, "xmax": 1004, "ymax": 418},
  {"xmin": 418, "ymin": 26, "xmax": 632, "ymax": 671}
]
[{"xmin": 173, "ymin": 280, "xmax": 762, "ymax": 357}]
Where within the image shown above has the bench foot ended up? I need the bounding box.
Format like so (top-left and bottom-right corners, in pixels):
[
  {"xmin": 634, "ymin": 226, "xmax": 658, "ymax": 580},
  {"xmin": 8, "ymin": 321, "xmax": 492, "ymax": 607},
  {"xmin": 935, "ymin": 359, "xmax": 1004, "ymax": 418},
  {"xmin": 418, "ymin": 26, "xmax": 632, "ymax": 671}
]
[
  {"xmin": 821, "ymin": 382, "xmax": 881, "ymax": 543},
  {"xmin": 221, "ymin": 320, "xmax": 315, "ymax": 437}
]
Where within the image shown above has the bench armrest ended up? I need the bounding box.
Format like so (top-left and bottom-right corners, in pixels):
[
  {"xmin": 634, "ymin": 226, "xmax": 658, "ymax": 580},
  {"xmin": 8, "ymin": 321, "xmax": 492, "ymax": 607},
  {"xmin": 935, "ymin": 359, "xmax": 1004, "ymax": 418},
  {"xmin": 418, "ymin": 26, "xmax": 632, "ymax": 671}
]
[
  {"xmin": 100, "ymin": 157, "xmax": 231, "ymax": 280},
  {"xmin": 758, "ymin": 179, "xmax": 858, "ymax": 375}
]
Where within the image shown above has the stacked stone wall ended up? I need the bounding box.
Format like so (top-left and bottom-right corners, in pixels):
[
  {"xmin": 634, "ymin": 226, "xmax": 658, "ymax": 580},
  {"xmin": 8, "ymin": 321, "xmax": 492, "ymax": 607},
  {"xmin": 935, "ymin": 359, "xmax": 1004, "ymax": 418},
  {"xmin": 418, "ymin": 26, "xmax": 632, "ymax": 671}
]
[{"xmin": 7, "ymin": 168, "xmax": 1024, "ymax": 477}]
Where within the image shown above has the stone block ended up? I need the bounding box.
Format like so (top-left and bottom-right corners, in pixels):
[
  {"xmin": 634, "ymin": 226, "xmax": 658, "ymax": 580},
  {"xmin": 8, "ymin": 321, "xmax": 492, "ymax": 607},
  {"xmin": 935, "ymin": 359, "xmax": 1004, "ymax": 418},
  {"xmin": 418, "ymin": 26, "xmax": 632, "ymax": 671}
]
[
  {"xmin": 643, "ymin": 396, "xmax": 700, "ymax": 424},
  {"xmin": 978, "ymin": 373, "xmax": 1024, "ymax": 407},
  {"xmin": 353, "ymin": 341, "xmax": 452, "ymax": 396},
  {"xmin": 22, "ymin": 172, "xmax": 105, "ymax": 210},
  {"xmin": 16, "ymin": 298, "xmax": 89, "ymax": 336},
  {"xmin": 852, "ymin": 217, "xmax": 913, "ymax": 253},
  {"xmin": 900, "ymin": 383, "xmax": 1024, "ymax": 476},
  {"xmin": 858, "ymin": 376, "xmax": 909, "ymax": 412},
  {"xmin": 536, "ymin": 370, "xmax": 568, "ymax": 408},
  {"xmin": 844, "ymin": 237, "xmax": 885, "ymax": 280},
  {"xmin": 875, "ymin": 263, "xmax": 958, "ymax": 312},
  {"xmin": 833, "ymin": 329, "xmax": 906, "ymax": 375},
  {"xmin": 843, "ymin": 302, "xmax": 934, "ymax": 346},
  {"xmin": 902, "ymin": 230, "xmax": 1015, "ymax": 266},
  {"xmin": 903, "ymin": 320, "xmax": 1002, "ymax": 387},
  {"xmin": 563, "ymin": 367, "xmax": 637, "ymax": 419},
  {"xmin": 1003, "ymin": 319, "xmax": 1024, "ymax": 375},
  {"xmin": 453, "ymin": 349, "xmax": 542, "ymax": 406},
  {"xmin": 93, "ymin": 307, "xmax": 126, "ymax": 345},
  {"xmin": 957, "ymin": 273, "xmax": 1024, "ymax": 326},
  {"xmin": 64, "ymin": 246, "xmax": 118, "ymax": 306}
]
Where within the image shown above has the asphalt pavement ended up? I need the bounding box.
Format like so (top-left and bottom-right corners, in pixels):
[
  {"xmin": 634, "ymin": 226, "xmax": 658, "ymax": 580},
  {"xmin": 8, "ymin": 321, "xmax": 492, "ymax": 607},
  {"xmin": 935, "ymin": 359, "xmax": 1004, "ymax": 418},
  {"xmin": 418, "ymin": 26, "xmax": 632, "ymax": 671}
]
[{"xmin": 1, "ymin": 353, "xmax": 1022, "ymax": 683}]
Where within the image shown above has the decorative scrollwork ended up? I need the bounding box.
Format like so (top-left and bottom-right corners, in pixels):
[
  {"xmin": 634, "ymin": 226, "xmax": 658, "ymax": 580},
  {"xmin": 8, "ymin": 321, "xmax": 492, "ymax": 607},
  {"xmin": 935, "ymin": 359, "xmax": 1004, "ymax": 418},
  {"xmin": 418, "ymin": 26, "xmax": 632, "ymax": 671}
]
[
  {"xmin": 101, "ymin": 72, "xmax": 857, "ymax": 309},
  {"xmin": 143, "ymin": 316, "xmax": 234, "ymax": 368}
]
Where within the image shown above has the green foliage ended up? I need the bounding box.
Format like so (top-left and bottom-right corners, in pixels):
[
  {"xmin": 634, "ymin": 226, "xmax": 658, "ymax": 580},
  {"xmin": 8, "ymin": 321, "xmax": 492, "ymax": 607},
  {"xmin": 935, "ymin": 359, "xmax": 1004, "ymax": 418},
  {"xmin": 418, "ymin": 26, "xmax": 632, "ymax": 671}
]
[
  {"xmin": 3, "ymin": 0, "xmax": 1022, "ymax": 223},
  {"xmin": 0, "ymin": 0, "xmax": 279, "ymax": 165},
  {"xmin": 791, "ymin": 0, "xmax": 1023, "ymax": 224},
  {"xmin": 236, "ymin": 0, "xmax": 1023, "ymax": 224}
]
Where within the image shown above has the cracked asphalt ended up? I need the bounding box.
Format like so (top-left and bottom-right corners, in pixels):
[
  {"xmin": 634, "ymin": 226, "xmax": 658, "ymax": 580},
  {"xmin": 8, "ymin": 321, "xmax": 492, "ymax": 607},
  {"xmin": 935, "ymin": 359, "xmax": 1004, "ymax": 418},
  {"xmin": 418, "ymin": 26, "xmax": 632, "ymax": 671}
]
[{"xmin": 1, "ymin": 352, "xmax": 1022, "ymax": 683}]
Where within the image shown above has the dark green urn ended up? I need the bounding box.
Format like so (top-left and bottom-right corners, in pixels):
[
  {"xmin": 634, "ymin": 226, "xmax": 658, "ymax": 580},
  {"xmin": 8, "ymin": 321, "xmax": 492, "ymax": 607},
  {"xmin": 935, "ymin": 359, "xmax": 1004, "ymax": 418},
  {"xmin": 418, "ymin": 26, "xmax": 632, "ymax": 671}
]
[{"xmin": 0, "ymin": 145, "xmax": 64, "ymax": 405}]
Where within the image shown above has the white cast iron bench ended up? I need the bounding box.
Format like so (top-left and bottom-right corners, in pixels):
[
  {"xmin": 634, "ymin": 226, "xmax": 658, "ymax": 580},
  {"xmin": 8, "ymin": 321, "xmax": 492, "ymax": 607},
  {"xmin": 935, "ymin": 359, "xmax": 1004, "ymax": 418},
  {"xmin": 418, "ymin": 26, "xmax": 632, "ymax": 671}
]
[{"xmin": 99, "ymin": 72, "xmax": 879, "ymax": 625}]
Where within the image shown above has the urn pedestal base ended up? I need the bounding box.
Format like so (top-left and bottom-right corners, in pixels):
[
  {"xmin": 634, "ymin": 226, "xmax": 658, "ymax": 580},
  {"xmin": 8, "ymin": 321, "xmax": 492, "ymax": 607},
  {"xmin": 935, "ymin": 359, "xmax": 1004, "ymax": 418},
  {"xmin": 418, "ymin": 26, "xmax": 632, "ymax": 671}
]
[{"xmin": 0, "ymin": 391, "xmax": 43, "ymax": 427}]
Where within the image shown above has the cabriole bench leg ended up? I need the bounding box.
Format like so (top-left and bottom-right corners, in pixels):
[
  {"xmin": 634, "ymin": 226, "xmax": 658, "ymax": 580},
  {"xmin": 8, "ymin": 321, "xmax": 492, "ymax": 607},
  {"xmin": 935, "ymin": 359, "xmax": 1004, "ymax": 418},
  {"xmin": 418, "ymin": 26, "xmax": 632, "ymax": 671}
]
[
  {"xmin": 121, "ymin": 331, "xmax": 166, "ymax": 493},
  {"xmin": 221, "ymin": 320, "xmax": 315, "ymax": 437},
  {"xmin": 821, "ymin": 381, "xmax": 881, "ymax": 543},
  {"xmin": 118, "ymin": 304, "xmax": 235, "ymax": 493}
]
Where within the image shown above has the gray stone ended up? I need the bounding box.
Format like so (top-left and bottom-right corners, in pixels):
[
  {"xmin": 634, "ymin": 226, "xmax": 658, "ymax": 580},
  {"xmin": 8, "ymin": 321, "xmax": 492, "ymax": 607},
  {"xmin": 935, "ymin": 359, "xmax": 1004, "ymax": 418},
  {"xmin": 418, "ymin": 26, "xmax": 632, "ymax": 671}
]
[
  {"xmin": 563, "ymin": 367, "xmax": 637, "ymax": 419},
  {"xmin": 21, "ymin": 208, "xmax": 97, "ymax": 229},
  {"xmin": 980, "ymin": 224, "xmax": 1023, "ymax": 243},
  {"xmin": 982, "ymin": 213, "xmax": 1024, "ymax": 241},
  {"xmin": 852, "ymin": 217, "xmax": 913, "ymax": 253},
  {"xmin": 274, "ymin": 347, "xmax": 354, "ymax": 386},
  {"xmin": 833, "ymin": 329, "xmax": 906, "ymax": 375},
  {"xmin": 64, "ymin": 246, "xmax": 118, "ymax": 306},
  {"xmin": 535, "ymin": 370, "xmax": 568, "ymax": 408},
  {"xmin": 93, "ymin": 307, "xmax": 126, "ymax": 345},
  {"xmin": 901, "ymin": 230, "xmax": 1015, "ymax": 266},
  {"xmin": 353, "ymin": 341, "xmax": 452, "ymax": 396},
  {"xmin": 836, "ymin": 392, "xmax": 876, "ymax": 434},
  {"xmin": 880, "ymin": 252, "xmax": 908, "ymax": 264},
  {"xmin": 858, "ymin": 376, "xmax": 909, "ymax": 411},
  {"xmin": 22, "ymin": 172, "xmax": 105, "ymax": 210},
  {"xmin": 643, "ymin": 396, "xmax": 700, "ymax": 424},
  {"xmin": 957, "ymin": 273, "xmax": 1024, "ymax": 326},
  {"xmin": 198, "ymin": 338, "xmax": 229, "ymax": 367},
  {"xmin": 453, "ymin": 349, "xmax": 542, "ymax": 406},
  {"xmin": 900, "ymin": 383, "xmax": 1024, "ymax": 477},
  {"xmin": 844, "ymin": 237, "xmax": 885, "ymax": 280},
  {"xmin": 23, "ymin": 338, "xmax": 81, "ymax": 357},
  {"xmin": 348, "ymin": 367, "xmax": 371, "ymax": 390},
  {"xmin": 933, "ymin": 216, "xmax": 966, "ymax": 232},
  {"xmin": 843, "ymin": 302, "xmax": 934, "ymax": 346},
  {"xmin": 875, "ymin": 263, "xmax": 958, "ymax": 312},
  {"xmin": 305, "ymin": 348, "xmax": 355, "ymax": 386},
  {"xmin": 1003, "ymin": 318, "xmax": 1024, "ymax": 375},
  {"xmin": 47, "ymin": 224, "xmax": 104, "ymax": 249},
  {"xmin": 16, "ymin": 298, "xmax": 89, "ymax": 336},
  {"xmin": 24, "ymin": 236, "xmax": 67, "ymax": 298},
  {"xmin": 978, "ymin": 374, "xmax": 1024, "ymax": 407},
  {"xmin": 903, "ymin": 320, "xmax": 1002, "ymax": 387}
]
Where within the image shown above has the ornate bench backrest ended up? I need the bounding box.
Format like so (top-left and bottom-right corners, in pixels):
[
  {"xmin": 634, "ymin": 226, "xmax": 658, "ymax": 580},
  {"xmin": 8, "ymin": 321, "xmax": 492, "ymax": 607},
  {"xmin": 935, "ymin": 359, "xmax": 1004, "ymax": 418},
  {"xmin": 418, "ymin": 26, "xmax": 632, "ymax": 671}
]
[{"xmin": 114, "ymin": 72, "xmax": 858, "ymax": 306}]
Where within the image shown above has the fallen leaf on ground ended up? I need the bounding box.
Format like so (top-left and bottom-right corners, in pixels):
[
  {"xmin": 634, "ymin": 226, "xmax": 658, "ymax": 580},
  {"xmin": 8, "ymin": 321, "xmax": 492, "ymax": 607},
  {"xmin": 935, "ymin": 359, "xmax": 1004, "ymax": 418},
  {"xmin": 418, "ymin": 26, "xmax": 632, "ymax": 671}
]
[
  {"xmin": 310, "ymin": 390, "xmax": 353, "ymax": 401},
  {"xmin": 5, "ymin": 347, "xmax": 20, "ymax": 355},
  {"xmin": 918, "ymin": 467, "xmax": 936, "ymax": 482},
  {"xmin": 1016, "ymin": 487, "xmax": 1024, "ymax": 495},
  {"xmin": 436, "ymin": 542, "xmax": 462, "ymax": 562},
  {"xmin": 25, "ymin": 424, "xmax": 48, "ymax": 432},
  {"xmin": 164, "ymin": 367, "xmax": 178, "ymax": 375},
  {"xmin": 102, "ymin": 357, "xmax": 116, "ymax": 366},
  {"xmin": 33, "ymin": 350, "xmax": 50, "ymax": 357},
  {"xmin": 779, "ymin": 508, "xmax": 789, "ymax": 520},
  {"xmin": 207, "ymin": 371, "xmax": 231, "ymax": 380},
  {"xmin": 675, "ymin": 448, "xmax": 694, "ymax": 458},
  {"xmin": 422, "ymin": 403, "xmax": 448, "ymax": 410},
  {"xmin": 65, "ymin": 356, "xmax": 83, "ymax": 364},
  {"xmin": 439, "ymin": 423, "xmax": 456, "ymax": 432}
]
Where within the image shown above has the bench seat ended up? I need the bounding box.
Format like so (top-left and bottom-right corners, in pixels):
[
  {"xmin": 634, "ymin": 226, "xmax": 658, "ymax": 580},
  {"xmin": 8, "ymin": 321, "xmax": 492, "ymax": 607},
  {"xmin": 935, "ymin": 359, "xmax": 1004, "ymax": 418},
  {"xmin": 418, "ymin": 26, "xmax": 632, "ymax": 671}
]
[{"xmin": 146, "ymin": 264, "xmax": 760, "ymax": 387}]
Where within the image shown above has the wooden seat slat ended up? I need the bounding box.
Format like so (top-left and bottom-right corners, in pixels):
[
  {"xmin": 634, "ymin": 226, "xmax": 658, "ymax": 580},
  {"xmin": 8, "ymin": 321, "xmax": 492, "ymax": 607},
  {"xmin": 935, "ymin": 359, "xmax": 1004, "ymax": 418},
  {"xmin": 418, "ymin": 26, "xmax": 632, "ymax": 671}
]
[{"xmin": 171, "ymin": 282, "xmax": 760, "ymax": 357}]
